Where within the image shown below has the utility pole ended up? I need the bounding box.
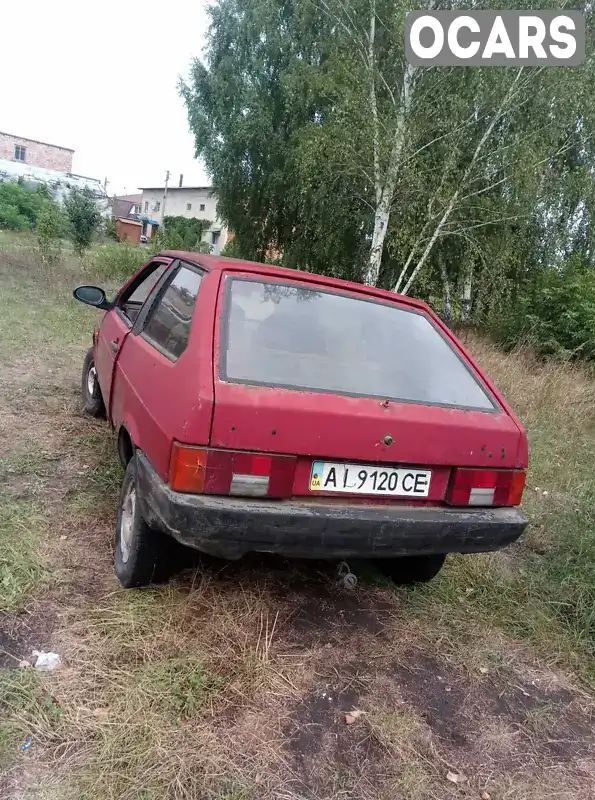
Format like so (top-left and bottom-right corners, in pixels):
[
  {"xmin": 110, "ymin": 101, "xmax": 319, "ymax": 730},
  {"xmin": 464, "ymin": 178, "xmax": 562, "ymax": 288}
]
[{"xmin": 162, "ymin": 170, "xmax": 170, "ymax": 225}]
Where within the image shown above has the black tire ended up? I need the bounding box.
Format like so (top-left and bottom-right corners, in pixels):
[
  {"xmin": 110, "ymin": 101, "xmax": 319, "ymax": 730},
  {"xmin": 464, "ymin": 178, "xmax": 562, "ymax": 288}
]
[
  {"xmin": 82, "ymin": 348, "xmax": 106, "ymax": 418},
  {"xmin": 380, "ymin": 554, "xmax": 447, "ymax": 586},
  {"xmin": 114, "ymin": 456, "xmax": 175, "ymax": 588}
]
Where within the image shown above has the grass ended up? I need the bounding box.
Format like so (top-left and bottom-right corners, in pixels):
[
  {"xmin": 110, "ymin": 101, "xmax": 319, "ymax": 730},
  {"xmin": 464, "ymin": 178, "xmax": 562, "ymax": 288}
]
[
  {"xmin": 0, "ymin": 669, "xmax": 62, "ymax": 770},
  {"xmin": 402, "ymin": 335, "xmax": 595, "ymax": 682},
  {"xmin": 0, "ymin": 497, "xmax": 47, "ymax": 612},
  {"xmin": 87, "ymin": 242, "xmax": 148, "ymax": 282},
  {"xmin": 1, "ymin": 233, "xmax": 595, "ymax": 798}
]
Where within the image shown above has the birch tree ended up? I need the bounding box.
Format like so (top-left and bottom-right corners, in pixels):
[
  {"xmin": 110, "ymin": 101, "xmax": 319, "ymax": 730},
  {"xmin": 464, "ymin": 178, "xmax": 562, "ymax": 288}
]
[{"xmin": 183, "ymin": 0, "xmax": 595, "ymax": 320}]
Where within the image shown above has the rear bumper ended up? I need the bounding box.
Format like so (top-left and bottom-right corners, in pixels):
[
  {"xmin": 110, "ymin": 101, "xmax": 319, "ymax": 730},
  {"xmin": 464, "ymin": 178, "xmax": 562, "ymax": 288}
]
[{"xmin": 136, "ymin": 452, "xmax": 528, "ymax": 561}]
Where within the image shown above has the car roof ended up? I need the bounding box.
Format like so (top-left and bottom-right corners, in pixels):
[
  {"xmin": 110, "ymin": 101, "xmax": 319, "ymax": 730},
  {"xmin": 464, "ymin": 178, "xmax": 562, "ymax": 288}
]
[{"xmin": 159, "ymin": 251, "xmax": 430, "ymax": 314}]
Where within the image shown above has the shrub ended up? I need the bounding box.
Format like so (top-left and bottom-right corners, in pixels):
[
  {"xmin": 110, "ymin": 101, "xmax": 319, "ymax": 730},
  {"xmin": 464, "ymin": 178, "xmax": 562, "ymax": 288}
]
[
  {"xmin": 64, "ymin": 187, "xmax": 102, "ymax": 255},
  {"xmin": 493, "ymin": 265, "xmax": 595, "ymax": 360},
  {"xmin": 89, "ymin": 243, "xmax": 147, "ymax": 281},
  {"xmin": 36, "ymin": 203, "xmax": 65, "ymax": 265},
  {"xmin": 104, "ymin": 218, "xmax": 119, "ymax": 241},
  {"xmin": 220, "ymin": 237, "xmax": 244, "ymax": 259},
  {"xmin": 160, "ymin": 216, "xmax": 212, "ymax": 250},
  {"xmin": 0, "ymin": 182, "xmax": 49, "ymax": 230}
]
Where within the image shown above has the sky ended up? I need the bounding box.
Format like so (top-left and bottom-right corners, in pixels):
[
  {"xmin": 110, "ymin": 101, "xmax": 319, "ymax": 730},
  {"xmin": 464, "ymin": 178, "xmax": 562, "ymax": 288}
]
[{"xmin": 0, "ymin": 0, "xmax": 211, "ymax": 195}]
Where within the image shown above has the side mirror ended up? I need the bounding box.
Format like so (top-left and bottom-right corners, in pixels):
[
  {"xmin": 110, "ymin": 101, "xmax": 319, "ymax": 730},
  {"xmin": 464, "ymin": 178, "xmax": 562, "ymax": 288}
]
[{"xmin": 73, "ymin": 285, "xmax": 112, "ymax": 311}]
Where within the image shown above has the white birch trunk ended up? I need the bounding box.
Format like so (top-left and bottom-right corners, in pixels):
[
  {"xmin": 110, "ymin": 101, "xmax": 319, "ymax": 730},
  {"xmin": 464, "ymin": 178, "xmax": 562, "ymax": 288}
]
[
  {"xmin": 364, "ymin": 62, "xmax": 417, "ymax": 287},
  {"xmin": 439, "ymin": 256, "xmax": 453, "ymax": 322},
  {"xmin": 460, "ymin": 264, "xmax": 473, "ymax": 323},
  {"xmin": 397, "ymin": 69, "xmax": 524, "ymax": 296}
]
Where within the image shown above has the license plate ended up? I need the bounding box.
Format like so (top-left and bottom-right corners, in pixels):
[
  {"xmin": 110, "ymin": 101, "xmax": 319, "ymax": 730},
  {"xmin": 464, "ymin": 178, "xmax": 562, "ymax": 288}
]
[{"xmin": 309, "ymin": 461, "xmax": 431, "ymax": 497}]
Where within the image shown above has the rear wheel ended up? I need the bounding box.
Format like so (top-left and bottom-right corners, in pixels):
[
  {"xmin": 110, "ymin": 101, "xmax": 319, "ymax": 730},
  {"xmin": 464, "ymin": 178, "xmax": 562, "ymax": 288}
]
[
  {"xmin": 114, "ymin": 456, "xmax": 175, "ymax": 588},
  {"xmin": 380, "ymin": 554, "xmax": 446, "ymax": 585},
  {"xmin": 81, "ymin": 348, "xmax": 105, "ymax": 418}
]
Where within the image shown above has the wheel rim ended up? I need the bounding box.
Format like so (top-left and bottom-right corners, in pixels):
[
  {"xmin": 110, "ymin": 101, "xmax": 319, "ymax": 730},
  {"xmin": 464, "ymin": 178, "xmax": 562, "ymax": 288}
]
[
  {"xmin": 87, "ymin": 365, "xmax": 97, "ymax": 397},
  {"xmin": 119, "ymin": 483, "xmax": 136, "ymax": 564}
]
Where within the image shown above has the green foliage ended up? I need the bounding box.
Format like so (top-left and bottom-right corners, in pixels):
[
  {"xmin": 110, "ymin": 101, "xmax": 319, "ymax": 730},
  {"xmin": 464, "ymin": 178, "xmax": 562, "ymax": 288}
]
[
  {"xmin": 158, "ymin": 215, "xmax": 212, "ymax": 251},
  {"xmin": 493, "ymin": 264, "xmax": 595, "ymax": 360},
  {"xmin": 0, "ymin": 496, "xmax": 47, "ymax": 613},
  {"xmin": 36, "ymin": 203, "xmax": 65, "ymax": 265},
  {"xmin": 182, "ymin": 0, "xmax": 595, "ymax": 357},
  {"xmin": 89, "ymin": 242, "xmax": 148, "ymax": 281},
  {"xmin": 104, "ymin": 218, "xmax": 120, "ymax": 241},
  {"xmin": 138, "ymin": 659, "xmax": 225, "ymax": 718},
  {"xmin": 64, "ymin": 187, "xmax": 102, "ymax": 255},
  {"xmin": 220, "ymin": 237, "xmax": 245, "ymax": 259},
  {"xmin": 0, "ymin": 182, "xmax": 52, "ymax": 230}
]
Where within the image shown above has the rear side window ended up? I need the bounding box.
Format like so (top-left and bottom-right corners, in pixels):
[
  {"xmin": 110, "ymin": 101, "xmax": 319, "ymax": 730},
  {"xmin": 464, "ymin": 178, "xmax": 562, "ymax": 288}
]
[
  {"xmin": 221, "ymin": 279, "xmax": 496, "ymax": 410},
  {"xmin": 142, "ymin": 266, "xmax": 202, "ymax": 360},
  {"xmin": 127, "ymin": 263, "xmax": 168, "ymax": 304}
]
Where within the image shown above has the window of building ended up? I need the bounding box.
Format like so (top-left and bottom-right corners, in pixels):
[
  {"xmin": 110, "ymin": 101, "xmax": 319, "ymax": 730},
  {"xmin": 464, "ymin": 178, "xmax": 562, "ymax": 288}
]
[
  {"xmin": 143, "ymin": 266, "xmax": 203, "ymax": 360},
  {"xmin": 155, "ymin": 201, "xmax": 161, "ymax": 212},
  {"xmin": 186, "ymin": 203, "xmax": 192, "ymax": 211},
  {"xmin": 14, "ymin": 145, "xmax": 26, "ymax": 162},
  {"xmin": 200, "ymin": 204, "xmax": 205, "ymax": 212},
  {"xmin": 212, "ymin": 230, "xmax": 220, "ymax": 246},
  {"xmin": 144, "ymin": 201, "xmax": 149, "ymax": 213}
]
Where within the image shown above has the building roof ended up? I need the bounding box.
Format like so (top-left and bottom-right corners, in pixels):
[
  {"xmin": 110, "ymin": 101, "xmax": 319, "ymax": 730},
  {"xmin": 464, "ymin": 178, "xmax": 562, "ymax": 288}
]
[
  {"xmin": 139, "ymin": 185, "xmax": 213, "ymax": 192},
  {"xmin": 115, "ymin": 193, "xmax": 142, "ymax": 203},
  {"xmin": 0, "ymin": 131, "xmax": 74, "ymax": 152},
  {"xmin": 116, "ymin": 218, "xmax": 142, "ymax": 227}
]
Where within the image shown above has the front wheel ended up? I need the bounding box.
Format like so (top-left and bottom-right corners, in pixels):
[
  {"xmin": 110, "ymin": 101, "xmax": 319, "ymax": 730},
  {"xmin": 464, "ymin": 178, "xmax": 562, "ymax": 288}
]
[
  {"xmin": 81, "ymin": 348, "xmax": 105, "ymax": 418},
  {"xmin": 114, "ymin": 456, "xmax": 175, "ymax": 588},
  {"xmin": 380, "ymin": 554, "xmax": 446, "ymax": 585}
]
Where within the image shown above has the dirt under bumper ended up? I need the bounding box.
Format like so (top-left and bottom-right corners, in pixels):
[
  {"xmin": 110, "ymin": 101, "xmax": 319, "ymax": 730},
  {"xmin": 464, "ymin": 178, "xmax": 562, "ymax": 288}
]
[{"xmin": 136, "ymin": 451, "xmax": 528, "ymax": 561}]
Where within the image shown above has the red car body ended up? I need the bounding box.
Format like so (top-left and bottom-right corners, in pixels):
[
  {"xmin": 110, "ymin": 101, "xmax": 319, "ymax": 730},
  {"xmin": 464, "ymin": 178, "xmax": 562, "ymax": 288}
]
[{"xmin": 76, "ymin": 251, "xmax": 528, "ymax": 576}]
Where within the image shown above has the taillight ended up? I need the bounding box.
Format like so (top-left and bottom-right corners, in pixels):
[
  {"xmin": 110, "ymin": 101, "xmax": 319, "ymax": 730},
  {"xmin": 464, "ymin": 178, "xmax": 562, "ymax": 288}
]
[
  {"xmin": 168, "ymin": 443, "xmax": 296, "ymax": 498},
  {"xmin": 447, "ymin": 468, "xmax": 526, "ymax": 507},
  {"xmin": 169, "ymin": 442, "xmax": 207, "ymax": 493}
]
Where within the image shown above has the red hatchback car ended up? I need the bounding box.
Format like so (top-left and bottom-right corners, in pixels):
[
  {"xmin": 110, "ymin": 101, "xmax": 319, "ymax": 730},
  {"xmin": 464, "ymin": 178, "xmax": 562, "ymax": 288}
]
[{"xmin": 74, "ymin": 252, "xmax": 528, "ymax": 588}]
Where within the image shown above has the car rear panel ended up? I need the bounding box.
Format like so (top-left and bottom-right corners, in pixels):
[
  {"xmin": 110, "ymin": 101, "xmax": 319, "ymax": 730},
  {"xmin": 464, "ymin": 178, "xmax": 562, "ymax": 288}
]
[{"xmin": 209, "ymin": 270, "xmax": 527, "ymax": 505}]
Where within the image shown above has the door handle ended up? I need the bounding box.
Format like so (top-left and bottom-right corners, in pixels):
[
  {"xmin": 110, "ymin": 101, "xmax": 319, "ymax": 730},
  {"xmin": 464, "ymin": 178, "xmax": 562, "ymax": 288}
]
[{"xmin": 110, "ymin": 339, "xmax": 120, "ymax": 354}]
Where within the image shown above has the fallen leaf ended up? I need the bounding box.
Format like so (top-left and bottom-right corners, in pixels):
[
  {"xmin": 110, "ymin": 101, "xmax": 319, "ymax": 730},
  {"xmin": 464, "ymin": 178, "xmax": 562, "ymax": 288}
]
[
  {"xmin": 59, "ymin": 535, "xmax": 67, "ymax": 541},
  {"xmin": 481, "ymin": 792, "xmax": 492, "ymax": 800},
  {"xmin": 479, "ymin": 667, "xmax": 489, "ymax": 675},
  {"xmin": 92, "ymin": 708, "xmax": 109, "ymax": 719},
  {"xmin": 345, "ymin": 709, "xmax": 364, "ymax": 724},
  {"xmin": 446, "ymin": 771, "xmax": 467, "ymax": 784}
]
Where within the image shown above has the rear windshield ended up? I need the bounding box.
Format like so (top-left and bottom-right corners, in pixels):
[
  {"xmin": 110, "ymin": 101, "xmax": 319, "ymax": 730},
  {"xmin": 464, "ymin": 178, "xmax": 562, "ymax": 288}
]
[{"xmin": 221, "ymin": 279, "xmax": 496, "ymax": 411}]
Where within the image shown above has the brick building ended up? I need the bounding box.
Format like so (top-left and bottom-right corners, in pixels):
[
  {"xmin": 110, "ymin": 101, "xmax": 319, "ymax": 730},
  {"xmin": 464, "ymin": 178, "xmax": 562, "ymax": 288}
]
[{"xmin": 0, "ymin": 131, "xmax": 73, "ymax": 173}]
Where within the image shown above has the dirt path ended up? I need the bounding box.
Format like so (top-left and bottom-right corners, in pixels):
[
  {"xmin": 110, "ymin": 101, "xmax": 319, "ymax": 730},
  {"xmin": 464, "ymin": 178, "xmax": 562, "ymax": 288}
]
[{"xmin": 1, "ymin": 253, "xmax": 595, "ymax": 800}]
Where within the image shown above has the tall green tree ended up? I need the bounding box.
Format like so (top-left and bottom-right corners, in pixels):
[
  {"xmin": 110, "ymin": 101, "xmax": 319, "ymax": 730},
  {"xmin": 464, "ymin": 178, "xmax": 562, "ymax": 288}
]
[{"xmin": 182, "ymin": 0, "xmax": 595, "ymax": 322}]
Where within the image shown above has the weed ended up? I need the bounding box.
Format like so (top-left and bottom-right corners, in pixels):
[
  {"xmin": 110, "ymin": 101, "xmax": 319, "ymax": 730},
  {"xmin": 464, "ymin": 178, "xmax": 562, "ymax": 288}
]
[
  {"xmin": 87, "ymin": 243, "xmax": 147, "ymax": 282},
  {"xmin": 0, "ymin": 669, "xmax": 60, "ymax": 769},
  {"xmin": 0, "ymin": 497, "xmax": 47, "ymax": 612}
]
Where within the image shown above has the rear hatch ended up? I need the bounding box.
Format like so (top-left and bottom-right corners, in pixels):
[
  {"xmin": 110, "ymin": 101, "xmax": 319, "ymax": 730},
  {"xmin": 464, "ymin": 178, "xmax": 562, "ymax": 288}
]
[{"xmin": 208, "ymin": 272, "xmax": 527, "ymax": 506}]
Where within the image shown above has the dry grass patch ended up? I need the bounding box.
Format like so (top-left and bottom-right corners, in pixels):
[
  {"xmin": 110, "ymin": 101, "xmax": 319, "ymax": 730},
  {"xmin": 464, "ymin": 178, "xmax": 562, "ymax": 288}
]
[{"xmin": 3, "ymin": 238, "xmax": 595, "ymax": 798}]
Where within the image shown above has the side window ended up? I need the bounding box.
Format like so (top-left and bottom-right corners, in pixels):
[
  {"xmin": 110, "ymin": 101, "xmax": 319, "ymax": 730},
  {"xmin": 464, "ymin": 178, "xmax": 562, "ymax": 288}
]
[
  {"xmin": 117, "ymin": 262, "xmax": 169, "ymax": 324},
  {"xmin": 127, "ymin": 264, "xmax": 168, "ymax": 304},
  {"xmin": 142, "ymin": 266, "xmax": 202, "ymax": 360}
]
